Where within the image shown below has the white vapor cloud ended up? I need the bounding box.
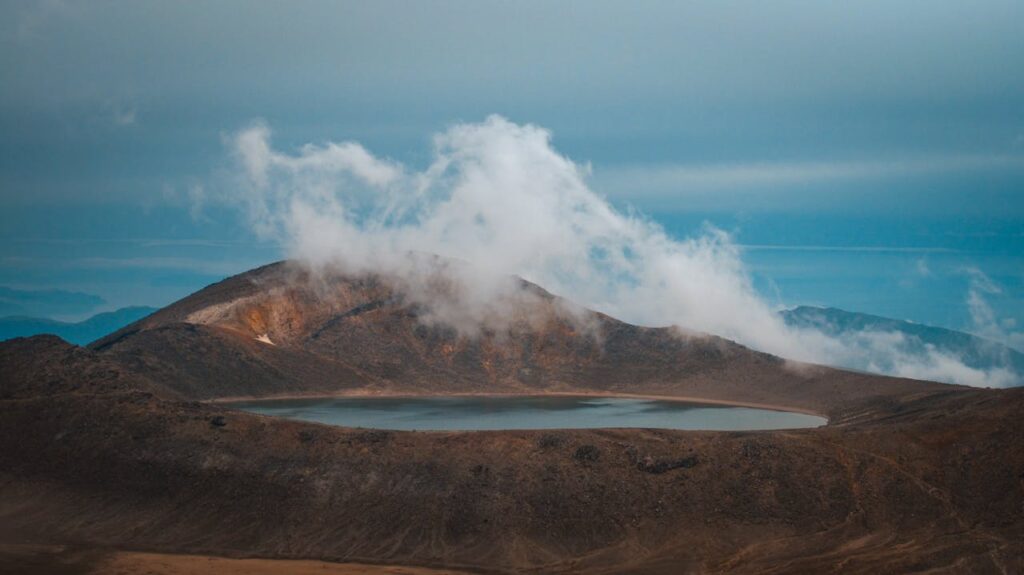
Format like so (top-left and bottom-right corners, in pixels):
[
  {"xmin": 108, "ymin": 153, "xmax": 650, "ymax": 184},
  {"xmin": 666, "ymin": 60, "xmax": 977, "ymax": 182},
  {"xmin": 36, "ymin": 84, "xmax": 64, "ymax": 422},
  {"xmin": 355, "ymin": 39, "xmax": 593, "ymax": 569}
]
[
  {"xmin": 112, "ymin": 106, "xmax": 136, "ymax": 126},
  {"xmin": 595, "ymin": 155, "xmax": 1024, "ymax": 204},
  {"xmin": 208, "ymin": 115, "xmax": 1020, "ymax": 388},
  {"xmin": 798, "ymin": 326, "xmax": 1020, "ymax": 389},
  {"xmin": 966, "ymin": 268, "xmax": 1024, "ymax": 352}
]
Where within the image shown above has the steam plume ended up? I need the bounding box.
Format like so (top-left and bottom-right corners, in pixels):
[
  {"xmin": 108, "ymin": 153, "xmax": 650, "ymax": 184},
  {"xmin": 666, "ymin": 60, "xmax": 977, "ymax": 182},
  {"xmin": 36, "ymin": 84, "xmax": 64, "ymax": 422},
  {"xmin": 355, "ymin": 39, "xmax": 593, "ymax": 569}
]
[{"xmin": 209, "ymin": 115, "xmax": 1019, "ymax": 388}]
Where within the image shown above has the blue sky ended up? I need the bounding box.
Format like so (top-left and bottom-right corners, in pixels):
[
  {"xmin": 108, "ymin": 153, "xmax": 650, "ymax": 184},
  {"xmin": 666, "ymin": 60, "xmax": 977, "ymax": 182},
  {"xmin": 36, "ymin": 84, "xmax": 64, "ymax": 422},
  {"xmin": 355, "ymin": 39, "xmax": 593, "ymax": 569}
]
[{"xmin": 1, "ymin": 1, "xmax": 1022, "ymax": 336}]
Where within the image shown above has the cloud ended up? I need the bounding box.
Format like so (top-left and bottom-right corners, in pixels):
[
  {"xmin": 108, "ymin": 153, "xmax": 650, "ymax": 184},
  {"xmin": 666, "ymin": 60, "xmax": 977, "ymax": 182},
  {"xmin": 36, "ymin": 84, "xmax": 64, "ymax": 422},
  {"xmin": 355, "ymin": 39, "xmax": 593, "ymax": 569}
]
[
  {"xmin": 0, "ymin": 284, "xmax": 104, "ymax": 317},
  {"xmin": 915, "ymin": 258, "xmax": 932, "ymax": 277},
  {"xmin": 112, "ymin": 106, "xmax": 136, "ymax": 126},
  {"xmin": 965, "ymin": 268, "xmax": 1024, "ymax": 352},
  {"xmin": 72, "ymin": 257, "xmax": 258, "ymax": 275},
  {"xmin": 595, "ymin": 155, "xmax": 1024, "ymax": 201},
  {"xmin": 210, "ymin": 115, "xmax": 1019, "ymax": 387},
  {"xmin": 898, "ymin": 257, "xmax": 932, "ymax": 289},
  {"xmin": 740, "ymin": 245, "xmax": 957, "ymax": 254},
  {"xmin": 6, "ymin": 0, "xmax": 73, "ymax": 43},
  {"xmin": 795, "ymin": 326, "xmax": 1020, "ymax": 389},
  {"xmin": 232, "ymin": 120, "xmax": 402, "ymax": 189},
  {"xmin": 2, "ymin": 255, "xmax": 261, "ymax": 276}
]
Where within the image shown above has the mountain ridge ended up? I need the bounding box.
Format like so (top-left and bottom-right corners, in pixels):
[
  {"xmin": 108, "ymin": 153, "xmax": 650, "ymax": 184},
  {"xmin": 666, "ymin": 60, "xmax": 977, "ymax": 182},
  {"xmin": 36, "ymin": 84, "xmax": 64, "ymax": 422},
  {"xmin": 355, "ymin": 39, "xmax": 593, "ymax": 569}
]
[{"xmin": 88, "ymin": 259, "xmax": 952, "ymax": 418}]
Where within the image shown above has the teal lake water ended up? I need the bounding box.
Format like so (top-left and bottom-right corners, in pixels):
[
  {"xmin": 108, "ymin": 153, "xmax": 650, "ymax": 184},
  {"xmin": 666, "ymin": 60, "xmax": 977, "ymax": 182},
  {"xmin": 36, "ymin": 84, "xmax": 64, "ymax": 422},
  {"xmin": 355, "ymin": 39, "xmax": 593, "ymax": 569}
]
[{"xmin": 225, "ymin": 396, "xmax": 827, "ymax": 431}]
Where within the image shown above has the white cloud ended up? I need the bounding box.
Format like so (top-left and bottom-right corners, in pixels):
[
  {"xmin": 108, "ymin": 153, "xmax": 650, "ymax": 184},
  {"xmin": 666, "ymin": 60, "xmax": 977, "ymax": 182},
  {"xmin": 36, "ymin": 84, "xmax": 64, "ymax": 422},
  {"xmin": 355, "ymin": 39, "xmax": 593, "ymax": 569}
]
[
  {"xmin": 915, "ymin": 257, "xmax": 932, "ymax": 277},
  {"xmin": 112, "ymin": 106, "xmax": 137, "ymax": 126},
  {"xmin": 212, "ymin": 115, "xmax": 1020, "ymax": 387},
  {"xmin": 965, "ymin": 268, "xmax": 1024, "ymax": 352},
  {"xmin": 595, "ymin": 155, "xmax": 1024, "ymax": 201},
  {"xmin": 802, "ymin": 327, "xmax": 1020, "ymax": 389},
  {"xmin": 6, "ymin": 0, "xmax": 73, "ymax": 43},
  {"xmin": 2, "ymin": 255, "xmax": 261, "ymax": 276}
]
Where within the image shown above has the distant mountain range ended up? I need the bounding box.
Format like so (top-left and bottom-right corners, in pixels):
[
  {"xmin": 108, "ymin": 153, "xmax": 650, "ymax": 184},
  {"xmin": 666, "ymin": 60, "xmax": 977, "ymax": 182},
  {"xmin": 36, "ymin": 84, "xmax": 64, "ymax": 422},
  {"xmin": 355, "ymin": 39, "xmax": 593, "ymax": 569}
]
[
  {"xmin": 0, "ymin": 286, "xmax": 106, "ymax": 317},
  {"xmin": 781, "ymin": 305, "xmax": 1024, "ymax": 384},
  {"xmin": 0, "ymin": 306, "xmax": 158, "ymax": 345}
]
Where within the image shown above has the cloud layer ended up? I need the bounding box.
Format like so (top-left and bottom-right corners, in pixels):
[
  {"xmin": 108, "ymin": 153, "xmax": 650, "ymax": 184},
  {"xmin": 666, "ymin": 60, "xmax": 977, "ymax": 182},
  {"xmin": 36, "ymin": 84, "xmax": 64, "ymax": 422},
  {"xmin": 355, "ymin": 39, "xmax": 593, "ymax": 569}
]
[{"xmin": 213, "ymin": 116, "xmax": 1020, "ymax": 388}]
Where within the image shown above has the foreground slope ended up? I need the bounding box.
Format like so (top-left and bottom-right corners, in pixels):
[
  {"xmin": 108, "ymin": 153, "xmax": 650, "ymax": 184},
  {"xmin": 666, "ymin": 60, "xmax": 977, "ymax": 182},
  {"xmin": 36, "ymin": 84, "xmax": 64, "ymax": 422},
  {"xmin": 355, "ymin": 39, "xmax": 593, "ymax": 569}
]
[
  {"xmin": 1, "ymin": 335, "xmax": 1022, "ymax": 574},
  {"xmin": 90, "ymin": 260, "xmax": 949, "ymax": 417}
]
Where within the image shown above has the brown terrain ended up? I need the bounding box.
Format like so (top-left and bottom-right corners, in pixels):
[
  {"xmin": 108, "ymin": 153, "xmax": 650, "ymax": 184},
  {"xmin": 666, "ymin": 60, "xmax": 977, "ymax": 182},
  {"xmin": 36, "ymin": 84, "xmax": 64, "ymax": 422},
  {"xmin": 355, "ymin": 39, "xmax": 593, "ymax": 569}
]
[{"xmin": 1, "ymin": 259, "xmax": 1022, "ymax": 573}]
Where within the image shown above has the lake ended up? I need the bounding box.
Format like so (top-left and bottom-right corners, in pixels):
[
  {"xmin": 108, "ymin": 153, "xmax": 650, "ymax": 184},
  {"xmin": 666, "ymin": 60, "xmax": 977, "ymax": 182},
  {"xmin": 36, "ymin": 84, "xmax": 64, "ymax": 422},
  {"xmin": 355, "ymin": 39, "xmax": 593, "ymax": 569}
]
[{"xmin": 225, "ymin": 395, "xmax": 827, "ymax": 431}]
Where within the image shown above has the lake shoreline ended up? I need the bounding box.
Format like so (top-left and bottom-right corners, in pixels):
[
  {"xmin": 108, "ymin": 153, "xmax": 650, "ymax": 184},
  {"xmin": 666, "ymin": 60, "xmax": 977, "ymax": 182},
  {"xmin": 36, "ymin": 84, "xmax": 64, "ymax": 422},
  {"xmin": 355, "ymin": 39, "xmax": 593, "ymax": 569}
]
[
  {"xmin": 210, "ymin": 389, "xmax": 827, "ymax": 419},
  {"xmin": 216, "ymin": 391, "xmax": 828, "ymax": 431}
]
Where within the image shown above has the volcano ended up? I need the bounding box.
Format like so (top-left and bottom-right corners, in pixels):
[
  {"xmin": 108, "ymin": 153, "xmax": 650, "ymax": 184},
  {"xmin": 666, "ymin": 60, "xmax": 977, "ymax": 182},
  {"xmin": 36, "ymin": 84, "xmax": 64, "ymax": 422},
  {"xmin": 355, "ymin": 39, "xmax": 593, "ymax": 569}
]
[
  {"xmin": 89, "ymin": 260, "xmax": 941, "ymax": 416},
  {"xmin": 1, "ymin": 259, "xmax": 1022, "ymax": 574}
]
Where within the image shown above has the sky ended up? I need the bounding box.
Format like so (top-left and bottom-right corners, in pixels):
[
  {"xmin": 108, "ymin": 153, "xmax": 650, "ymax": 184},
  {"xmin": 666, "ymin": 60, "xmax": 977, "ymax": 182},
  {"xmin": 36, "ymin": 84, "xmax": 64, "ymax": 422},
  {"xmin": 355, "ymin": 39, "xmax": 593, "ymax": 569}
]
[{"xmin": 1, "ymin": 1, "xmax": 1022, "ymax": 365}]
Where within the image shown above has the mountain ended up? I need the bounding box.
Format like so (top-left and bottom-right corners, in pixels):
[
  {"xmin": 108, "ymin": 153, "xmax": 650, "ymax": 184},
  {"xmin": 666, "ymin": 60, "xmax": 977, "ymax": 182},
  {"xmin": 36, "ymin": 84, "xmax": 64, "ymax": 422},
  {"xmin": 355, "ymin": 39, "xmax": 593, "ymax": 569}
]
[
  {"xmin": 0, "ymin": 306, "xmax": 158, "ymax": 345},
  {"xmin": 0, "ymin": 285, "xmax": 105, "ymax": 317},
  {"xmin": 90, "ymin": 260, "xmax": 943, "ymax": 415},
  {"xmin": 782, "ymin": 305, "xmax": 1024, "ymax": 385},
  {"xmin": 2, "ymin": 259, "xmax": 1022, "ymax": 573}
]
